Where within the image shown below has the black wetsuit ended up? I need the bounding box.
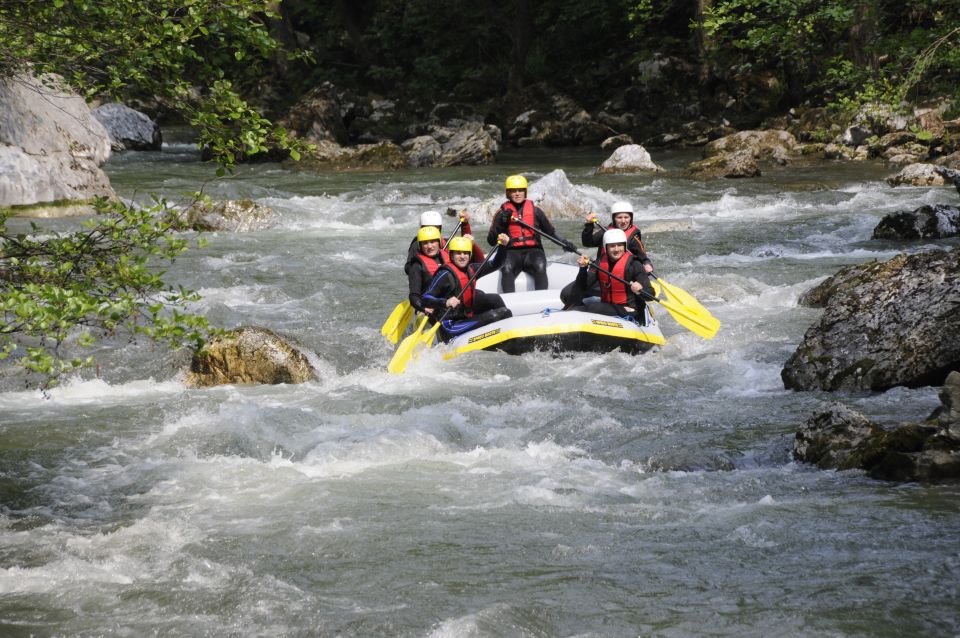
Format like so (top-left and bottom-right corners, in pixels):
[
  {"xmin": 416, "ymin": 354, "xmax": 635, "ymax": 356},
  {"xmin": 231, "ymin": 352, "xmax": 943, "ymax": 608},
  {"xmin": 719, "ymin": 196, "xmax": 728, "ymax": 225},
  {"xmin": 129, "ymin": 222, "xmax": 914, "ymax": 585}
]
[{"xmin": 486, "ymin": 201, "xmax": 572, "ymax": 292}]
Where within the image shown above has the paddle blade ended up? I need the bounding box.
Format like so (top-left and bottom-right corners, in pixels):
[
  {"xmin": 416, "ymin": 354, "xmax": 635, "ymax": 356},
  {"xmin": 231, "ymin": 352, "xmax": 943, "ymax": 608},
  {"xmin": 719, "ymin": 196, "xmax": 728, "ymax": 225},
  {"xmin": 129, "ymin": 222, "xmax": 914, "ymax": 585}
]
[
  {"xmin": 649, "ymin": 279, "xmax": 720, "ymax": 339},
  {"xmin": 387, "ymin": 316, "xmax": 428, "ymax": 374},
  {"xmin": 386, "ymin": 303, "xmax": 415, "ymax": 344},
  {"xmin": 652, "ymin": 276, "xmax": 715, "ymax": 320},
  {"xmin": 419, "ymin": 319, "xmax": 443, "ymax": 345},
  {"xmin": 381, "ymin": 300, "xmax": 411, "ymax": 338}
]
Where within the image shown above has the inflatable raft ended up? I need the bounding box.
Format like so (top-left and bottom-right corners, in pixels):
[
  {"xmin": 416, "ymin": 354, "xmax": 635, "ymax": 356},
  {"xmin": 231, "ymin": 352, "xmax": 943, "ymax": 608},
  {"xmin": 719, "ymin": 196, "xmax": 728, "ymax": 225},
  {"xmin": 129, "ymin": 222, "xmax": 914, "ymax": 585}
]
[{"xmin": 441, "ymin": 262, "xmax": 665, "ymax": 359}]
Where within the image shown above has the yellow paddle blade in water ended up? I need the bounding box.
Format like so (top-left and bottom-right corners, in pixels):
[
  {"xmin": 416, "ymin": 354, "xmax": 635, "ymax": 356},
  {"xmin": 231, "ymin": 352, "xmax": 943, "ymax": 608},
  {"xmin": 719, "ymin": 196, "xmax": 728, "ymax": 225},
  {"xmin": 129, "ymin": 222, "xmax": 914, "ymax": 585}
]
[
  {"xmin": 419, "ymin": 319, "xmax": 443, "ymax": 345},
  {"xmin": 649, "ymin": 278, "xmax": 720, "ymax": 339},
  {"xmin": 387, "ymin": 315, "xmax": 429, "ymax": 374},
  {"xmin": 386, "ymin": 303, "xmax": 415, "ymax": 344},
  {"xmin": 381, "ymin": 300, "xmax": 412, "ymax": 342}
]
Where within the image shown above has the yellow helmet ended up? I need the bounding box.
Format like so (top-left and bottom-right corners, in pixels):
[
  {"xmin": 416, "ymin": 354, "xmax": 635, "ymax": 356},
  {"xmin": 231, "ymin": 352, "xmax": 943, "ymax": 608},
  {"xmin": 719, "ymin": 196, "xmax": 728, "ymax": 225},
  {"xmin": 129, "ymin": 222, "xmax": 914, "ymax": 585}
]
[
  {"xmin": 447, "ymin": 236, "xmax": 473, "ymax": 253},
  {"xmin": 417, "ymin": 226, "xmax": 442, "ymax": 243},
  {"xmin": 504, "ymin": 175, "xmax": 528, "ymax": 191}
]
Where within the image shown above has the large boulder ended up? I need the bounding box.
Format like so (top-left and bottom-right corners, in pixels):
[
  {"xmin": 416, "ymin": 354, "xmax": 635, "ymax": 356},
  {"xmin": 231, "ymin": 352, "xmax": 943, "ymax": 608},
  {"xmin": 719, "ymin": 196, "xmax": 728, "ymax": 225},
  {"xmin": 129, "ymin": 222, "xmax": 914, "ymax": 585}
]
[
  {"xmin": 92, "ymin": 102, "xmax": 162, "ymax": 151},
  {"xmin": 295, "ymin": 139, "xmax": 406, "ymax": 172},
  {"xmin": 471, "ymin": 169, "xmax": 609, "ymax": 223},
  {"xmin": 794, "ymin": 375, "xmax": 960, "ymax": 482},
  {"xmin": 871, "ymin": 205, "xmax": 960, "ymax": 240},
  {"xmin": 783, "ymin": 248, "xmax": 960, "ymax": 391},
  {"xmin": 885, "ymin": 162, "xmax": 946, "ymax": 187},
  {"xmin": 0, "ymin": 73, "xmax": 115, "ymax": 211},
  {"xmin": 683, "ymin": 150, "xmax": 760, "ymax": 179},
  {"xmin": 175, "ymin": 199, "xmax": 278, "ymax": 232},
  {"xmin": 684, "ymin": 130, "xmax": 800, "ymax": 179},
  {"xmin": 701, "ymin": 129, "xmax": 801, "ymax": 163},
  {"xmin": 402, "ymin": 121, "xmax": 499, "ymax": 167},
  {"xmin": 278, "ymin": 82, "xmax": 349, "ymax": 146},
  {"xmin": 596, "ymin": 144, "xmax": 663, "ymax": 174},
  {"xmin": 185, "ymin": 326, "xmax": 317, "ymax": 387}
]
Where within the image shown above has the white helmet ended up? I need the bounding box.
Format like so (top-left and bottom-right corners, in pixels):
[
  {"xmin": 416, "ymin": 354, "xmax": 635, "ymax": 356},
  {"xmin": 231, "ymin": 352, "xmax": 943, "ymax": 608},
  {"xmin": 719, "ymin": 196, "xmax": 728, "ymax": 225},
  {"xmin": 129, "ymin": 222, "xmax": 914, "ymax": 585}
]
[
  {"xmin": 419, "ymin": 210, "xmax": 443, "ymax": 227},
  {"xmin": 603, "ymin": 228, "xmax": 627, "ymax": 246},
  {"xmin": 610, "ymin": 201, "xmax": 634, "ymax": 221}
]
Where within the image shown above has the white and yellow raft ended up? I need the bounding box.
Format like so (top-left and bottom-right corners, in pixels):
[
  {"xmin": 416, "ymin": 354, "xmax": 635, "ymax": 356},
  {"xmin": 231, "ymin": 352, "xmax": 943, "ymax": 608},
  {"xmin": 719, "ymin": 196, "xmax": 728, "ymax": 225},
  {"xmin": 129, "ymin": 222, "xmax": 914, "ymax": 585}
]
[{"xmin": 441, "ymin": 262, "xmax": 665, "ymax": 360}]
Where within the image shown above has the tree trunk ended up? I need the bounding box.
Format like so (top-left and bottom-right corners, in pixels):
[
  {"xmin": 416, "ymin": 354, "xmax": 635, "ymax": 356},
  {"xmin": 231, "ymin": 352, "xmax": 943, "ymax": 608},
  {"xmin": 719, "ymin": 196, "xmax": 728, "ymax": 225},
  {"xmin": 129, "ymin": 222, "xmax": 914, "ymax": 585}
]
[
  {"xmin": 849, "ymin": 0, "xmax": 879, "ymax": 69},
  {"xmin": 506, "ymin": 0, "xmax": 532, "ymax": 94}
]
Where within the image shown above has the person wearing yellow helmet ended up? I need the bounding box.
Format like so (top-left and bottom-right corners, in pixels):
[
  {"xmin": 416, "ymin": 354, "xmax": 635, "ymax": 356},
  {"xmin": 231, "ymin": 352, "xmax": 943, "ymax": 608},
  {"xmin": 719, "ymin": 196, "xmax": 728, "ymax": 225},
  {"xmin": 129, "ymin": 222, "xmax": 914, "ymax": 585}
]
[
  {"xmin": 485, "ymin": 174, "xmax": 576, "ymax": 292},
  {"xmin": 406, "ymin": 225, "xmax": 454, "ymax": 314},
  {"xmin": 421, "ymin": 233, "xmax": 512, "ymax": 340},
  {"xmin": 565, "ymin": 228, "xmax": 655, "ymax": 323}
]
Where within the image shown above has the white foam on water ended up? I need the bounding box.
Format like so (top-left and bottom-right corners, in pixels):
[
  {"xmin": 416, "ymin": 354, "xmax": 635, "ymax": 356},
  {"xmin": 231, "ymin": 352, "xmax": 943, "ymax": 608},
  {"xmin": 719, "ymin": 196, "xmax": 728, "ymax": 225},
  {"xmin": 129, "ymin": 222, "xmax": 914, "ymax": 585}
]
[{"xmin": 0, "ymin": 377, "xmax": 184, "ymax": 408}]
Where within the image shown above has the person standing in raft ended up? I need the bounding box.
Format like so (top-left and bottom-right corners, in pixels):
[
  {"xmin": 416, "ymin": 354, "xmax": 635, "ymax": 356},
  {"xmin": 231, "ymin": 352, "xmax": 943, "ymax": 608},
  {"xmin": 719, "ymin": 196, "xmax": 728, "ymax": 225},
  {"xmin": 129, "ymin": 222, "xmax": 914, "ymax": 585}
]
[
  {"xmin": 485, "ymin": 174, "xmax": 576, "ymax": 292},
  {"xmin": 561, "ymin": 200, "xmax": 654, "ymax": 307},
  {"xmin": 422, "ymin": 235, "xmax": 512, "ymax": 341},
  {"xmin": 567, "ymin": 228, "xmax": 655, "ymax": 324},
  {"xmin": 406, "ymin": 209, "xmax": 482, "ymax": 267}
]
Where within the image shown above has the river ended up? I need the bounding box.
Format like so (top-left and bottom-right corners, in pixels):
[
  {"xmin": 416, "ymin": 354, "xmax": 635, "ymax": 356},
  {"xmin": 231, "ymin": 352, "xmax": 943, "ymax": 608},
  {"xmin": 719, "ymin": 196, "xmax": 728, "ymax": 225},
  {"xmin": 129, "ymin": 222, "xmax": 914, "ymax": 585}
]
[{"xmin": 1, "ymin": 142, "xmax": 958, "ymax": 637}]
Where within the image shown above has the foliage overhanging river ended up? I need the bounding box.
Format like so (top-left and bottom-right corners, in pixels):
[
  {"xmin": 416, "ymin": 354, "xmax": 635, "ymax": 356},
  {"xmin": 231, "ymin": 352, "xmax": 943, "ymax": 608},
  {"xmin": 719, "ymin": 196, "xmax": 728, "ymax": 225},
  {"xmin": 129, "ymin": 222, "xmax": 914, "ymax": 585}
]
[{"xmin": 2, "ymin": 143, "xmax": 959, "ymax": 637}]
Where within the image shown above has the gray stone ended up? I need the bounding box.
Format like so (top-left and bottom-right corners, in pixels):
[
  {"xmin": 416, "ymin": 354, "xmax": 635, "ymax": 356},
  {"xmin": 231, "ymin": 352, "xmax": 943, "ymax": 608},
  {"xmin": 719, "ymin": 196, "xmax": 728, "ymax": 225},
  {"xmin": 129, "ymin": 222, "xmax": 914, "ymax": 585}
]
[
  {"xmin": 0, "ymin": 73, "xmax": 114, "ymax": 209},
  {"xmin": 871, "ymin": 204, "xmax": 960, "ymax": 240},
  {"xmin": 92, "ymin": 102, "xmax": 162, "ymax": 151},
  {"xmin": 783, "ymin": 248, "xmax": 960, "ymax": 392},
  {"xmin": 596, "ymin": 144, "xmax": 663, "ymax": 174},
  {"xmin": 176, "ymin": 199, "xmax": 278, "ymax": 232},
  {"xmin": 185, "ymin": 326, "xmax": 317, "ymax": 387}
]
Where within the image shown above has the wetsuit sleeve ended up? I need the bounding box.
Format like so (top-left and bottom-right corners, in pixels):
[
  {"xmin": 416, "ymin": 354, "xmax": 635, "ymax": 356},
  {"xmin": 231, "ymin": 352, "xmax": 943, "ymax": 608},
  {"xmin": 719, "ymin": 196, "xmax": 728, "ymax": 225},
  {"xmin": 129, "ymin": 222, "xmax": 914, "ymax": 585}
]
[
  {"xmin": 422, "ymin": 270, "xmax": 454, "ymax": 311},
  {"xmin": 582, "ymin": 223, "xmax": 603, "ymax": 247},
  {"xmin": 575, "ymin": 264, "xmax": 598, "ymax": 291},
  {"xmin": 407, "ymin": 262, "xmax": 426, "ymax": 311},
  {"xmin": 487, "ymin": 207, "xmax": 508, "ymax": 246},
  {"xmin": 626, "ymin": 259, "xmax": 655, "ymax": 298},
  {"xmin": 471, "ymin": 243, "xmax": 485, "ymax": 262}
]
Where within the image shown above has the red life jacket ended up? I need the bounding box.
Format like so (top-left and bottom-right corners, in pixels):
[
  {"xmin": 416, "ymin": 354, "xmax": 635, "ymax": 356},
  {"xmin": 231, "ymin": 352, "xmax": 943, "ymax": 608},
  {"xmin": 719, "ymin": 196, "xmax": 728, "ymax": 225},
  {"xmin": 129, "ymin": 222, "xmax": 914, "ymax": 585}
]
[
  {"xmin": 502, "ymin": 200, "xmax": 537, "ymax": 248},
  {"xmin": 598, "ymin": 253, "xmax": 633, "ymax": 305},
  {"xmin": 598, "ymin": 224, "xmax": 641, "ymax": 260},
  {"xmin": 415, "ymin": 249, "xmax": 448, "ymax": 281},
  {"xmin": 442, "ymin": 263, "xmax": 476, "ymax": 316}
]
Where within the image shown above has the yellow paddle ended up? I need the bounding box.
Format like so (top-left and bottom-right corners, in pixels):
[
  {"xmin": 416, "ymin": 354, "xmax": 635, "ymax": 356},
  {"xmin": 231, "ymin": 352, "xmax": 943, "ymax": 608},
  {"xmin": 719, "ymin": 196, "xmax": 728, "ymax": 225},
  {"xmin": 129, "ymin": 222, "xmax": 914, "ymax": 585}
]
[
  {"xmin": 649, "ymin": 274, "xmax": 720, "ymax": 333},
  {"xmin": 387, "ymin": 243, "xmax": 502, "ymax": 374},
  {"xmin": 381, "ymin": 300, "xmax": 413, "ymax": 343},
  {"xmin": 513, "ymin": 215, "xmax": 720, "ymax": 339},
  {"xmin": 387, "ymin": 315, "xmax": 430, "ymax": 374}
]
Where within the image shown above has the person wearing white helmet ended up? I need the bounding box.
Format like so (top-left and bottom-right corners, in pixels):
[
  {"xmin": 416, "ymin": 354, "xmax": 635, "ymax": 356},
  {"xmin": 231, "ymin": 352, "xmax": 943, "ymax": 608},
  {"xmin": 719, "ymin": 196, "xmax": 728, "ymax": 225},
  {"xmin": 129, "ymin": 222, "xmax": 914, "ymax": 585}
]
[
  {"xmin": 486, "ymin": 174, "xmax": 576, "ymax": 292},
  {"xmin": 421, "ymin": 234, "xmax": 512, "ymax": 340},
  {"xmin": 406, "ymin": 209, "xmax": 480, "ymax": 268},
  {"xmin": 566, "ymin": 227, "xmax": 655, "ymax": 323},
  {"xmin": 582, "ymin": 201, "xmax": 653, "ymax": 271}
]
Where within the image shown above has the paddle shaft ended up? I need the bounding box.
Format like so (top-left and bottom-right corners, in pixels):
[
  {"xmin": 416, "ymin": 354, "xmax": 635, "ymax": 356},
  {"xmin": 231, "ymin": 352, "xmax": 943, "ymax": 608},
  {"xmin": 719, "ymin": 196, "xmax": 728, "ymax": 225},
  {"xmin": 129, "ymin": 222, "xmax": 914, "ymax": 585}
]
[{"xmin": 441, "ymin": 217, "xmax": 464, "ymax": 251}]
